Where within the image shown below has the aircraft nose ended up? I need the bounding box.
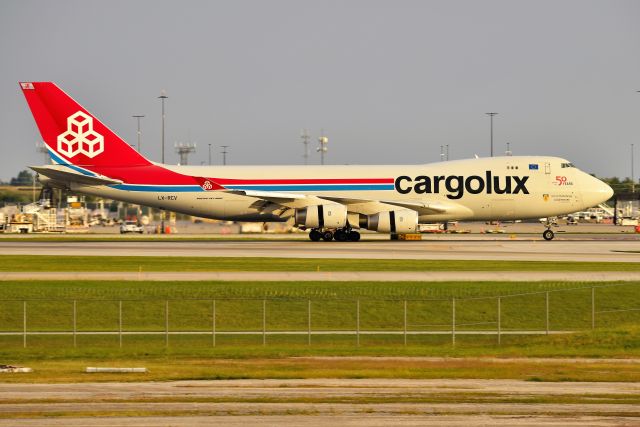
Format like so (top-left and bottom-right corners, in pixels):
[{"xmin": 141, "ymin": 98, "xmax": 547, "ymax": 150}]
[{"xmin": 583, "ymin": 176, "xmax": 613, "ymax": 207}]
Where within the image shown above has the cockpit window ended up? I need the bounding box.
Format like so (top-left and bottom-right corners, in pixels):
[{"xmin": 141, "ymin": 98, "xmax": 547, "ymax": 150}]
[{"xmin": 561, "ymin": 162, "xmax": 575, "ymax": 168}]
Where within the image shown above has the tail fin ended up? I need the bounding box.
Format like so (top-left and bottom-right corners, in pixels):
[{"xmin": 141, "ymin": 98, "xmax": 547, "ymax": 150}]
[{"xmin": 20, "ymin": 82, "xmax": 151, "ymax": 168}]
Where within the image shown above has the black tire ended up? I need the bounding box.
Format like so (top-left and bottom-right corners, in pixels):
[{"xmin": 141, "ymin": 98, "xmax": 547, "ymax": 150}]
[
  {"xmin": 334, "ymin": 229, "xmax": 348, "ymax": 242},
  {"xmin": 309, "ymin": 230, "xmax": 322, "ymax": 241},
  {"xmin": 321, "ymin": 230, "xmax": 334, "ymax": 241},
  {"xmin": 543, "ymin": 229, "xmax": 554, "ymax": 241},
  {"xmin": 348, "ymin": 231, "xmax": 361, "ymax": 242}
]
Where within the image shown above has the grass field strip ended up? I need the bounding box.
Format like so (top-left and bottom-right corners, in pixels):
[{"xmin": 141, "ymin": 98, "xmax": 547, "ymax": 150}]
[
  {"xmin": 3, "ymin": 255, "xmax": 640, "ymax": 272},
  {"xmin": 0, "ymin": 282, "xmax": 638, "ymax": 349}
]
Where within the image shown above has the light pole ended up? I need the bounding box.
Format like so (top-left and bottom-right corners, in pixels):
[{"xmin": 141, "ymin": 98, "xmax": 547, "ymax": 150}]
[
  {"xmin": 132, "ymin": 115, "xmax": 144, "ymax": 152},
  {"xmin": 158, "ymin": 90, "xmax": 168, "ymax": 234},
  {"xmin": 632, "ymin": 143, "xmax": 635, "ymax": 193},
  {"xmin": 158, "ymin": 90, "xmax": 168, "ymax": 163},
  {"xmin": 221, "ymin": 145, "xmax": 229, "ymax": 165},
  {"xmin": 486, "ymin": 112, "xmax": 498, "ymax": 157}
]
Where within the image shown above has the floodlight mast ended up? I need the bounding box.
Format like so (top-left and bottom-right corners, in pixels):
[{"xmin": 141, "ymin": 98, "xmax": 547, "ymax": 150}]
[
  {"xmin": 132, "ymin": 115, "xmax": 144, "ymax": 152},
  {"xmin": 221, "ymin": 145, "xmax": 229, "ymax": 165},
  {"xmin": 301, "ymin": 129, "xmax": 311, "ymax": 165},
  {"xmin": 158, "ymin": 90, "xmax": 168, "ymax": 163},
  {"xmin": 486, "ymin": 112, "xmax": 498, "ymax": 157}
]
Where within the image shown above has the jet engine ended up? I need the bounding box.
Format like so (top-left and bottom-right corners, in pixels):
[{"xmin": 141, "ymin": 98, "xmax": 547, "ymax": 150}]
[
  {"xmin": 360, "ymin": 209, "xmax": 418, "ymax": 234},
  {"xmin": 295, "ymin": 203, "xmax": 348, "ymax": 229}
]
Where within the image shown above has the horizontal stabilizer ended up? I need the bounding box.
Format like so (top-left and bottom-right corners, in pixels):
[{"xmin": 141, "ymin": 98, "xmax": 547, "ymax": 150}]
[{"xmin": 30, "ymin": 165, "xmax": 123, "ymax": 186}]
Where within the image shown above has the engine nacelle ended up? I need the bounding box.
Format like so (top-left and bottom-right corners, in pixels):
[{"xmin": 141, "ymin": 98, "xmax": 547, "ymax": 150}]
[
  {"xmin": 295, "ymin": 203, "xmax": 347, "ymax": 229},
  {"xmin": 360, "ymin": 209, "xmax": 418, "ymax": 234}
]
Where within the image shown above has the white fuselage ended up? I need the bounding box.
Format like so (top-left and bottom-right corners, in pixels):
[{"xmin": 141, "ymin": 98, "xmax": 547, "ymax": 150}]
[{"xmin": 67, "ymin": 156, "xmax": 612, "ymax": 225}]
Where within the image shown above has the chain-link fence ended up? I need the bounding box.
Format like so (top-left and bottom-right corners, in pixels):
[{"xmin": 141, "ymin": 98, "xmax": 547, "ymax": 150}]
[{"xmin": 0, "ymin": 283, "xmax": 638, "ymax": 348}]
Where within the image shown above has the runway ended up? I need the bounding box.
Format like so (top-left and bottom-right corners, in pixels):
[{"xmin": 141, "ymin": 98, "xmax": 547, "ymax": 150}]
[
  {"xmin": 1, "ymin": 236, "xmax": 640, "ymax": 262},
  {"xmin": 1, "ymin": 378, "xmax": 638, "ymax": 426}
]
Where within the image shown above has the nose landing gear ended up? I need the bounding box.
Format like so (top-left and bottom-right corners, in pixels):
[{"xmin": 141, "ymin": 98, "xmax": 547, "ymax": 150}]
[{"xmin": 542, "ymin": 217, "xmax": 557, "ymax": 241}]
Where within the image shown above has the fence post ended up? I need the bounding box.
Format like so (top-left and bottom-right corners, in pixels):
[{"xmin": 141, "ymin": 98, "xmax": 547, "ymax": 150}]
[
  {"xmin": 451, "ymin": 298, "xmax": 456, "ymax": 346},
  {"xmin": 307, "ymin": 299, "xmax": 311, "ymax": 346},
  {"xmin": 23, "ymin": 301, "xmax": 26, "ymax": 349},
  {"xmin": 73, "ymin": 300, "xmax": 77, "ymax": 348},
  {"xmin": 403, "ymin": 300, "xmax": 407, "ymax": 346},
  {"xmin": 262, "ymin": 299, "xmax": 266, "ymax": 346},
  {"xmin": 356, "ymin": 299, "xmax": 360, "ymax": 347},
  {"xmin": 212, "ymin": 300, "xmax": 216, "ymax": 347},
  {"xmin": 545, "ymin": 292, "xmax": 549, "ymax": 335},
  {"xmin": 118, "ymin": 300, "xmax": 122, "ymax": 348},
  {"xmin": 165, "ymin": 300, "xmax": 169, "ymax": 347},
  {"xmin": 497, "ymin": 297, "xmax": 501, "ymax": 345},
  {"xmin": 591, "ymin": 287, "xmax": 595, "ymax": 330}
]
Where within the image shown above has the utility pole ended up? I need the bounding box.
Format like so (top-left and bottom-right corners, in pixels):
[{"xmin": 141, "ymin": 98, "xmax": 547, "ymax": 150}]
[
  {"xmin": 132, "ymin": 115, "xmax": 144, "ymax": 152},
  {"xmin": 301, "ymin": 129, "xmax": 310, "ymax": 165},
  {"xmin": 208, "ymin": 143, "xmax": 212, "ymax": 166},
  {"xmin": 221, "ymin": 145, "xmax": 229, "ymax": 165},
  {"xmin": 159, "ymin": 90, "xmax": 168, "ymax": 163},
  {"xmin": 486, "ymin": 112, "xmax": 498, "ymax": 157}
]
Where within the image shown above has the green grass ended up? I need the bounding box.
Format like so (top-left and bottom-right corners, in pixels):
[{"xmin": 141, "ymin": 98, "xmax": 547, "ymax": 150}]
[
  {"xmin": 2, "ymin": 255, "xmax": 640, "ymax": 272},
  {"xmin": 0, "ymin": 280, "xmax": 638, "ymax": 355},
  {"xmin": 3, "ymin": 328, "xmax": 640, "ymax": 383}
]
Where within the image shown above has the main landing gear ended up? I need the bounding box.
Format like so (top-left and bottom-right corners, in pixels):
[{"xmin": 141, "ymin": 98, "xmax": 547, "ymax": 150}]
[{"xmin": 308, "ymin": 228, "xmax": 361, "ymax": 242}]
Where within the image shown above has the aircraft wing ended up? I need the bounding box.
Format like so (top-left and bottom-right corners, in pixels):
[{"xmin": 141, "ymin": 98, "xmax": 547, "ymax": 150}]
[
  {"xmin": 225, "ymin": 189, "xmax": 307, "ymax": 202},
  {"xmin": 224, "ymin": 189, "xmax": 469, "ymax": 217},
  {"xmin": 30, "ymin": 165, "xmax": 123, "ymax": 186},
  {"xmin": 319, "ymin": 196, "xmax": 450, "ymax": 214}
]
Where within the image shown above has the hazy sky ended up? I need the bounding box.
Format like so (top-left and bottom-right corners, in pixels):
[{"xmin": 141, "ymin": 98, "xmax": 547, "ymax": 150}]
[{"xmin": 1, "ymin": 0, "xmax": 639, "ymax": 181}]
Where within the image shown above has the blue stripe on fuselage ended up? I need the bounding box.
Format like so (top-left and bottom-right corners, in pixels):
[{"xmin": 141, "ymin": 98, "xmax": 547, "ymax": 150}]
[{"xmin": 109, "ymin": 183, "xmax": 394, "ymax": 192}]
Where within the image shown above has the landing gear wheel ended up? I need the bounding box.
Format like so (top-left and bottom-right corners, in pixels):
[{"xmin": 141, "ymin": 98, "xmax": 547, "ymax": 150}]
[
  {"xmin": 309, "ymin": 229, "xmax": 322, "ymax": 241},
  {"xmin": 321, "ymin": 230, "xmax": 334, "ymax": 241},
  {"xmin": 542, "ymin": 229, "xmax": 554, "ymax": 241},
  {"xmin": 348, "ymin": 230, "xmax": 361, "ymax": 242},
  {"xmin": 334, "ymin": 229, "xmax": 348, "ymax": 242}
]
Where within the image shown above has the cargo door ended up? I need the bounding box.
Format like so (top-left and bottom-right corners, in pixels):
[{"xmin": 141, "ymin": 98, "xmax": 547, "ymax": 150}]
[{"xmin": 490, "ymin": 199, "xmax": 517, "ymax": 219}]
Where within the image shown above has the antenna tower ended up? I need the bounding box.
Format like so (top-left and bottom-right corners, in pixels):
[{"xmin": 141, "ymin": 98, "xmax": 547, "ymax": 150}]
[
  {"xmin": 174, "ymin": 142, "xmax": 196, "ymax": 165},
  {"xmin": 317, "ymin": 130, "xmax": 328, "ymax": 165}
]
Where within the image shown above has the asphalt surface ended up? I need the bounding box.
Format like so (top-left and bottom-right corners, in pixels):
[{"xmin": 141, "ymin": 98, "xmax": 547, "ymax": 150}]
[
  {"xmin": 1, "ymin": 379, "xmax": 639, "ymax": 426},
  {"xmin": 1, "ymin": 237, "xmax": 640, "ymax": 262}
]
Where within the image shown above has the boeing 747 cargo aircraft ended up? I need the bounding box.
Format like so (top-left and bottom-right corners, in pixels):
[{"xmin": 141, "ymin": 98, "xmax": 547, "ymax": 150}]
[{"xmin": 20, "ymin": 82, "xmax": 613, "ymax": 241}]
